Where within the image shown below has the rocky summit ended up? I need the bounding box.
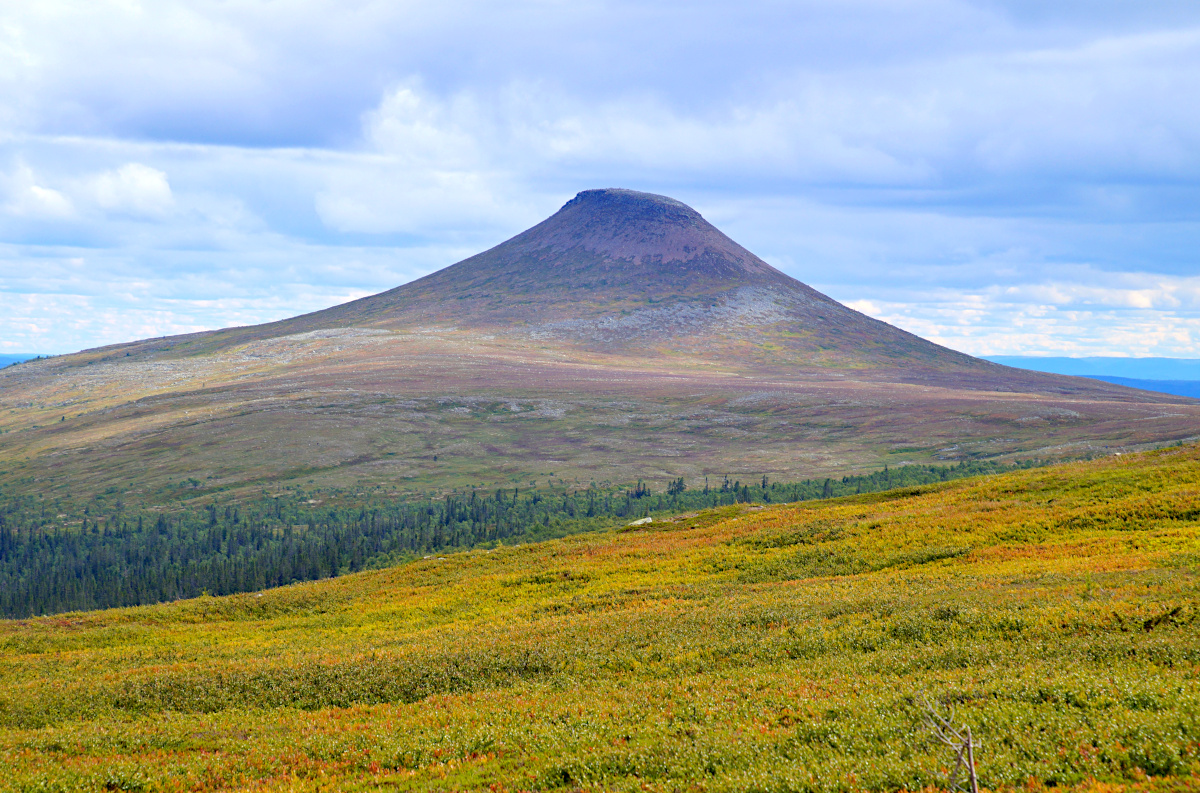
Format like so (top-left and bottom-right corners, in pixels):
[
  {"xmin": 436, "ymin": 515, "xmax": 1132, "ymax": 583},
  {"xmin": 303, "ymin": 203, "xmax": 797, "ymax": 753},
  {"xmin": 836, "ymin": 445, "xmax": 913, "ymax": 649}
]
[{"xmin": 0, "ymin": 188, "xmax": 1196, "ymax": 499}]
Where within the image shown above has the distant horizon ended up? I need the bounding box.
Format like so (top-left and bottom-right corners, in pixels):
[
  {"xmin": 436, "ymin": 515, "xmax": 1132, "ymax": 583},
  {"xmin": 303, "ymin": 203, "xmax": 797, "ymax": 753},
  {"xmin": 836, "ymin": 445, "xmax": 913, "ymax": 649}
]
[
  {"xmin": 985, "ymin": 355, "xmax": 1200, "ymax": 388},
  {"xmin": 7, "ymin": 350, "xmax": 1200, "ymax": 363},
  {"xmin": 8, "ymin": 348, "xmax": 1200, "ymax": 371},
  {"xmin": 985, "ymin": 355, "xmax": 1200, "ymax": 364},
  {"xmin": 986, "ymin": 355, "xmax": 1200, "ymax": 361}
]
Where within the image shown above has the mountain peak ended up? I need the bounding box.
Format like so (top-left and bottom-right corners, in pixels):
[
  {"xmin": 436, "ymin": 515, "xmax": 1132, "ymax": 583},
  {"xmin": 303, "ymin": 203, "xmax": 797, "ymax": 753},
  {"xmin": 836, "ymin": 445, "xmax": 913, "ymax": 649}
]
[
  {"xmin": 209, "ymin": 188, "xmax": 973, "ymax": 373},
  {"xmin": 501, "ymin": 188, "xmax": 780, "ymax": 281},
  {"xmin": 562, "ymin": 188, "xmax": 698, "ymax": 219}
]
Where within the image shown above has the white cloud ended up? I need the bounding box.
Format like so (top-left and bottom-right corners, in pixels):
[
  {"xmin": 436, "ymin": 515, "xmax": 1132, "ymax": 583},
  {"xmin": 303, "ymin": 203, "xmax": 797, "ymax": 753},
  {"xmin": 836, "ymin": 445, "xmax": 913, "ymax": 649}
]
[
  {"xmin": 305, "ymin": 21, "xmax": 1200, "ymax": 245},
  {"xmin": 345, "ymin": 23, "xmax": 1200, "ymax": 185},
  {"xmin": 841, "ymin": 273, "xmax": 1200, "ymax": 357},
  {"xmin": 3, "ymin": 162, "xmax": 74, "ymax": 218},
  {"xmin": 2, "ymin": 160, "xmax": 174, "ymax": 223},
  {"xmin": 997, "ymin": 280, "xmax": 1200, "ymax": 311},
  {"xmin": 0, "ymin": 234, "xmax": 438, "ymax": 353},
  {"xmin": 86, "ymin": 163, "xmax": 174, "ymax": 216}
]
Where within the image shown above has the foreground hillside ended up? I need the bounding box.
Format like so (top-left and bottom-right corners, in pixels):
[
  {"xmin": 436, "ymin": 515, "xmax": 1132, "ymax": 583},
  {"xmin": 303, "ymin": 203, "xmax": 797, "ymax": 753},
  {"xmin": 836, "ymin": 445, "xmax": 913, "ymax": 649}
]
[{"xmin": 2, "ymin": 446, "xmax": 1199, "ymax": 791}]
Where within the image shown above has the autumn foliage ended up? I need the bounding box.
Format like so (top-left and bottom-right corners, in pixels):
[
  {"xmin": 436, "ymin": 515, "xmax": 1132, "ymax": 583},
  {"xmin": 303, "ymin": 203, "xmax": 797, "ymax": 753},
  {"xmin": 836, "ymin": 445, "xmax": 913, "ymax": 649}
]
[{"xmin": 2, "ymin": 445, "xmax": 1199, "ymax": 791}]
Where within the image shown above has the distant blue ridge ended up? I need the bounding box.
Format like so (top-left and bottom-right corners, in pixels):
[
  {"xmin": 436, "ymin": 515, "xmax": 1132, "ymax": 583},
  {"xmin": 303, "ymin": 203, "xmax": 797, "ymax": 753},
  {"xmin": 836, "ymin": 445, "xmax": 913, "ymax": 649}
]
[
  {"xmin": 986, "ymin": 356, "xmax": 1200, "ymax": 400},
  {"xmin": 0, "ymin": 354, "xmax": 46, "ymax": 368},
  {"xmin": 1085, "ymin": 376, "xmax": 1200, "ymax": 400},
  {"xmin": 987, "ymin": 356, "xmax": 1200, "ymax": 380}
]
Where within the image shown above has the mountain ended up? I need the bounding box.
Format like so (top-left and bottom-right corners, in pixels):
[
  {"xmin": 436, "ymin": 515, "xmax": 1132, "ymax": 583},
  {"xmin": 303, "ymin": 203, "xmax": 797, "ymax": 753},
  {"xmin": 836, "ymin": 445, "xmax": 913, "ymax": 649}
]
[
  {"xmin": 115, "ymin": 189, "xmax": 998, "ymax": 379},
  {"xmin": 287, "ymin": 188, "xmax": 988, "ymax": 374},
  {"xmin": 0, "ymin": 189, "xmax": 1196, "ymax": 500}
]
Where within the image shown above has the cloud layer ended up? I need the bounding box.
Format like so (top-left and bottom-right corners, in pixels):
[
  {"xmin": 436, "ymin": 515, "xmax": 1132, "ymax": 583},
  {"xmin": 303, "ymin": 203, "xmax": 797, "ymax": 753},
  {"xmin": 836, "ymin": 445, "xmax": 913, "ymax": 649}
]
[{"xmin": 1, "ymin": 1, "xmax": 1199, "ymax": 355}]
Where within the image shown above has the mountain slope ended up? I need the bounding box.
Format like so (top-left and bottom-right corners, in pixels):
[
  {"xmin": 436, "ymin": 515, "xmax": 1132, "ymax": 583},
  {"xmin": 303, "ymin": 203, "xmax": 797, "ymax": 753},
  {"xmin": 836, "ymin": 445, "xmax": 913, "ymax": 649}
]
[
  {"xmin": 0, "ymin": 189, "xmax": 1196, "ymax": 500},
  {"xmin": 108, "ymin": 190, "xmax": 997, "ymax": 376}
]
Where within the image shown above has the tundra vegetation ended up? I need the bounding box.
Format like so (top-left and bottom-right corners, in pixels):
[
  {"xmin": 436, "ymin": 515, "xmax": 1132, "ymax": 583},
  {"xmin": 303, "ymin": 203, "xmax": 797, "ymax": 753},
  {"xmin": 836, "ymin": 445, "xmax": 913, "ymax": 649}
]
[{"xmin": 1, "ymin": 445, "xmax": 1198, "ymax": 791}]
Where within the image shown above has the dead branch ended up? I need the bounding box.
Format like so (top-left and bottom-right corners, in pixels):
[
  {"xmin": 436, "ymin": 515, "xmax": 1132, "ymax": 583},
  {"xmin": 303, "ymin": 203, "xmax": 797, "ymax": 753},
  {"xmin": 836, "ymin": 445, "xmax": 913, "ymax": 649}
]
[{"xmin": 919, "ymin": 694, "xmax": 980, "ymax": 793}]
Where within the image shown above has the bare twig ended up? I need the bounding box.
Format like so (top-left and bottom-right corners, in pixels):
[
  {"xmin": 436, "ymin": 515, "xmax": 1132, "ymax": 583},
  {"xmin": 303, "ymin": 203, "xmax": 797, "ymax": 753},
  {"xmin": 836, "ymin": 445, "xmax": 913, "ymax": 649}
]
[{"xmin": 919, "ymin": 694, "xmax": 980, "ymax": 793}]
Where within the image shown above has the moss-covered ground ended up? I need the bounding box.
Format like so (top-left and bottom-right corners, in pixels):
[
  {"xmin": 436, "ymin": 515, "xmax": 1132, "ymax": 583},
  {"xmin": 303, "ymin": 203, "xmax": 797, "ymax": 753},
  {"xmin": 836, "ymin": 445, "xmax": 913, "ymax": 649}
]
[{"xmin": 2, "ymin": 446, "xmax": 1200, "ymax": 791}]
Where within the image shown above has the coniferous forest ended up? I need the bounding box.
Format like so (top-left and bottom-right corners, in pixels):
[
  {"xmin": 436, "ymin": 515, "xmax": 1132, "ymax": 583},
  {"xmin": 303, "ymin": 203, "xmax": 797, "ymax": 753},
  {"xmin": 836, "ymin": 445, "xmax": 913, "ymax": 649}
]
[{"xmin": 0, "ymin": 460, "xmax": 1037, "ymax": 617}]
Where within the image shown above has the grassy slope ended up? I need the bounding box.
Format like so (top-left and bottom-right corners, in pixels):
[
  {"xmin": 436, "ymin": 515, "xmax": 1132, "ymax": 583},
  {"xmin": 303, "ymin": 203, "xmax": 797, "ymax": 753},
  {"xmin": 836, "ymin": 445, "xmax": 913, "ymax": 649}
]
[
  {"xmin": 2, "ymin": 331, "xmax": 1197, "ymax": 505},
  {"xmin": 2, "ymin": 447, "xmax": 1200, "ymax": 791}
]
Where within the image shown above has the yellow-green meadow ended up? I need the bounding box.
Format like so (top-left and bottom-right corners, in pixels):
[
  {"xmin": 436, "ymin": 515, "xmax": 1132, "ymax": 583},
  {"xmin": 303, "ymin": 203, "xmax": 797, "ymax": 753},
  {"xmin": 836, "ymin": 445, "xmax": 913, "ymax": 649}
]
[{"xmin": 3, "ymin": 446, "xmax": 1199, "ymax": 791}]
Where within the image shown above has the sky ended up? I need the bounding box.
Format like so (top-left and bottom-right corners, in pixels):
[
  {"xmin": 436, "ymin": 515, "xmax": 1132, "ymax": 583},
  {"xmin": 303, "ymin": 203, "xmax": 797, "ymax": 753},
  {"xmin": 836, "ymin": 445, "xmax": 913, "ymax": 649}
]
[{"xmin": 2, "ymin": 1, "xmax": 1199, "ymax": 357}]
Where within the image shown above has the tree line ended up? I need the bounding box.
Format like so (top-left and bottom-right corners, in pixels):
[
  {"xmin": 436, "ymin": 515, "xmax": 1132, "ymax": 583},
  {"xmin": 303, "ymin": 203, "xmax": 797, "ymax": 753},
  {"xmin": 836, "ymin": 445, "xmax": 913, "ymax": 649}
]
[{"xmin": 0, "ymin": 459, "xmax": 1036, "ymax": 617}]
